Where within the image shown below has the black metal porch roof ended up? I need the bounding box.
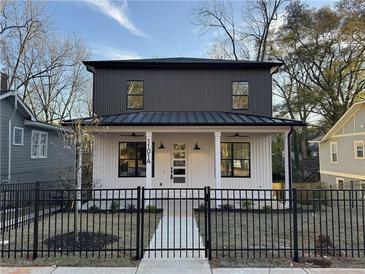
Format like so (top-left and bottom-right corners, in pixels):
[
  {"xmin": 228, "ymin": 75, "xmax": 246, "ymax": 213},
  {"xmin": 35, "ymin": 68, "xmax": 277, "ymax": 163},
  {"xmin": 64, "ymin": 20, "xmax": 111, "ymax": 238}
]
[{"xmin": 62, "ymin": 111, "xmax": 305, "ymax": 127}]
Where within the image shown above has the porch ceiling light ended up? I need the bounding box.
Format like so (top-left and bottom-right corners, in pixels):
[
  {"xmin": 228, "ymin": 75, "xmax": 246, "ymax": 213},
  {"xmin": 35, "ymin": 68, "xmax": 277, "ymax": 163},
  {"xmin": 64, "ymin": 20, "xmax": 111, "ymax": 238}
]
[
  {"xmin": 158, "ymin": 142, "xmax": 165, "ymax": 149},
  {"xmin": 193, "ymin": 142, "xmax": 201, "ymax": 150}
]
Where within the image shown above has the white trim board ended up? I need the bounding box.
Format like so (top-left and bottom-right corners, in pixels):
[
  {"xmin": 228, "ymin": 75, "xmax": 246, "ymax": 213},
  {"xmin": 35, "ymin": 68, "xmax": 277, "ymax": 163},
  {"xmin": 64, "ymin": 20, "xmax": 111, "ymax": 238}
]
[
  {"xmin": 320, "ymin": 170, "xmax": 365, "ymax": 181},
  {"xmin": 88, "ymin": 126, "xmax": 292, "ymax": 134}
]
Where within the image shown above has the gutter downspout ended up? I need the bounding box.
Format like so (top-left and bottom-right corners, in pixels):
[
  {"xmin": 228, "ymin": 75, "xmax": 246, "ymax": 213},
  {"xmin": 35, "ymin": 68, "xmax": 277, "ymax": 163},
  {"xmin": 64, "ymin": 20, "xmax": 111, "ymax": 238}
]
[{"xmin": 8, "ymin": 89, "xmax": 18, "ymax": 183}]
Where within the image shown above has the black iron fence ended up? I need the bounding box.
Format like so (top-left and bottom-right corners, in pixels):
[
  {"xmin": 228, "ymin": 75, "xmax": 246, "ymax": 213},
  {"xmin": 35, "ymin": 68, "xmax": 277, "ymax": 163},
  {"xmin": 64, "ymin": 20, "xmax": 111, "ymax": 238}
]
[{"xmin": 1, "ymin": 184, "xmax": 365, "ymax": 261}]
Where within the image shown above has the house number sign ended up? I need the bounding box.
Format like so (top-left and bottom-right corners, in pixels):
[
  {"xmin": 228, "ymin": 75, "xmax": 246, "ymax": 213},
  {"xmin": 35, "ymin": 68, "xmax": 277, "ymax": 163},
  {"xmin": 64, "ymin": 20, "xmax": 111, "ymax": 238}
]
[{"xmin": 146, "ymin": 139, "xmax": 151, "ymax": 164}]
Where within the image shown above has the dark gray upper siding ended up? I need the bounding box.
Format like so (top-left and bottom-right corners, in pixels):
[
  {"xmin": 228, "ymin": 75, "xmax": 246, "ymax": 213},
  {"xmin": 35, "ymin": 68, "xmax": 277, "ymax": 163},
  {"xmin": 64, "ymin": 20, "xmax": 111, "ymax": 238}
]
[
  {"xmin": 1, "ymin": 97, "xmax": 75, "ymax": 183},
  {"xmin": 93, "ymin": 68, "xmax": 273, "ymax": 116}
]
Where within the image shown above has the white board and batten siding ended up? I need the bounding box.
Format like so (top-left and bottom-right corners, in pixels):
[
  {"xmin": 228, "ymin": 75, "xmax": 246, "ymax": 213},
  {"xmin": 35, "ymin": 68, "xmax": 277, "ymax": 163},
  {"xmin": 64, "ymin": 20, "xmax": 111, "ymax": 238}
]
[{"xmin": 92, "ymin": 132, "xmax": 273, "ymax": 191}]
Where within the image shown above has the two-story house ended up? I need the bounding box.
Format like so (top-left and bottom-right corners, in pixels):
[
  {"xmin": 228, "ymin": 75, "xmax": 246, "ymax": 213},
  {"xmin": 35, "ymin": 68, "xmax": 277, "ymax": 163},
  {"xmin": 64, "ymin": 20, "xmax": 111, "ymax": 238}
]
[
  {"xmin": 63, "ymin": 58, "xmax": 305, "ymax": 191},
  {"xmin": 313, "ymin": 101, "xmax": 365, "ymax": 188}
]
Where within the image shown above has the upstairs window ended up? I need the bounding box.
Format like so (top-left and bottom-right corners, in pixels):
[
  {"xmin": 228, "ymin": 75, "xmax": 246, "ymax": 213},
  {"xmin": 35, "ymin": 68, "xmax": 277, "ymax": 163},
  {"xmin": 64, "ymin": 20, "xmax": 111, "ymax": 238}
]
[
  {"xmin": 31, "ymin": 130, "xmax": 48, "ymax": 158},
  {"xmin": 13, "ymin": 127, "xmax": 24, "ymax": 146},
  {"xmin": 221, "ymin": 142, "xmax": 250, "ymax": 177},
  {"xmin": 354, "ymin": 140, "xmax": 364, "ymax": 159},
  {"xmin": 127, "ymin": 80, "xmax": 144, "ymax": 109},
  {"xmin": 232, "ymin": 81, "xmax": 249, "ymax": 110},
  {"xmin": 330, "ymin": 142, "xmax": 338, "ymax": 163}
]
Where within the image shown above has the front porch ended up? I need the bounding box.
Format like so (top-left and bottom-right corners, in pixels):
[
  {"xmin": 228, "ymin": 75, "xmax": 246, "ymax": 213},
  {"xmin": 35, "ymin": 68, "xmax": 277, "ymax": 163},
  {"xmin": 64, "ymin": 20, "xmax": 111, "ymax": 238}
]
[{"xmin": 91, "ymin": 127, "xmax": 292, "ymax": 191}]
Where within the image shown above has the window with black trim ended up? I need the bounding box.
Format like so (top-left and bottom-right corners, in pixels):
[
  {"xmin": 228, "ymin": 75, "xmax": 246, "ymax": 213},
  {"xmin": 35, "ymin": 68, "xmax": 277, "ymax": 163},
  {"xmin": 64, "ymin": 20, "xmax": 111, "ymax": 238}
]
[
  {"xmin": 127, "ymin": 81, "xmax": 144, "ymax": 109},
  {"xmin": 221, "ymin": 142, "xmax": 250, "ymax": 177},
  {"xmin": 232, "ymin": 81, "xmax": 249, "ymax": 110},
  {"xmin": 119, "ymin": 142, "xmax": 154, "ymax": 177}
]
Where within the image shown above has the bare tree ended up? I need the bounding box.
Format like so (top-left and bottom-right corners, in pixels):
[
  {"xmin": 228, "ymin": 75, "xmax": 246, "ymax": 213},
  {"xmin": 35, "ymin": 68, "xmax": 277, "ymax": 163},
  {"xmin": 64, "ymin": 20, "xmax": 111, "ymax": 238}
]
[
  {"xmin": 192, "ymin": 0, "xmax": 288, "ymax": 61},
  {"xmin": 244, "ymin": 0, "xmax": 287, "ymax": 61},
  {"xmin": 193, "ymin": 1, "xmax": 249, "ymax": 60},
  {"xmin": 1, "ymin": 0, "xmax": 91, "ymax": 123}
]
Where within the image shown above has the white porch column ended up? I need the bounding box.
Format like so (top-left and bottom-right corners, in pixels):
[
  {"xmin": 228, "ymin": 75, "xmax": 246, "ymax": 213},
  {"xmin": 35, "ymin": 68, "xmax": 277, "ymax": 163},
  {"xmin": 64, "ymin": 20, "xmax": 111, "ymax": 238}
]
[
  {"xmin": 145, "ymin": 131, "xmax": 153, "ymax": 189},
  {"xmin": 284, "ymin": 131, "xmax": 291, "ymax": 200},
  {"xmin": 215, "ymin": 132, "xmax": 222, "ymax": 207}
]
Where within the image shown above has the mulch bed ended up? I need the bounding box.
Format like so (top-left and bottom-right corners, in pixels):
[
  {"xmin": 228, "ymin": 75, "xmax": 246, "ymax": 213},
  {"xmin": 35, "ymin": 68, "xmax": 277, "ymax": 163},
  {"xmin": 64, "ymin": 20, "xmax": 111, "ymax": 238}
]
[{"xmin": 44, "ymin": 232, "xmax": 118, "ymax": 250}]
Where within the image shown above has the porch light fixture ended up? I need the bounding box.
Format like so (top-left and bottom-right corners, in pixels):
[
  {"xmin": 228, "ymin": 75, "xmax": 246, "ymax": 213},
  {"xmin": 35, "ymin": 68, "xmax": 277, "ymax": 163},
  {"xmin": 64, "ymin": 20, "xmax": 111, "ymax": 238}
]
[
  {"xmin": 158, "ymin": 142, "xmax": 165, "ymax": 149},
  {"xmin": 193, "ymin": 142, "xmax": 201, "ymax": 150}
]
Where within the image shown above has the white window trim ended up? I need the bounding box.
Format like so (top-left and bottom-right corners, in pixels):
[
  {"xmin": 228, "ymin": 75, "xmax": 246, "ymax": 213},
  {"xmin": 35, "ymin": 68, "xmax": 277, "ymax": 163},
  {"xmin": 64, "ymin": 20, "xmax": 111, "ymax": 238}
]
[
  {"xmin": 354, "ymin": 140, "xmax": 365, "ymax": 160},
  {"xmin": 336, "ymin": 177, "xmax": 344, "ymax": 190},
  {"xmin": 13, "ymin": 127, "xmax": 24, "ymax": 146},
  {"xmin": 330, "ymin": 142, "xmax": 338, "ymax": 164},
  {"xmin": 63, "ymin": 134, "xmax": 73, "ymax": 149},
  {"xmin": 31, "ymin": 130, "xmax": 48, "ymax": 159}
]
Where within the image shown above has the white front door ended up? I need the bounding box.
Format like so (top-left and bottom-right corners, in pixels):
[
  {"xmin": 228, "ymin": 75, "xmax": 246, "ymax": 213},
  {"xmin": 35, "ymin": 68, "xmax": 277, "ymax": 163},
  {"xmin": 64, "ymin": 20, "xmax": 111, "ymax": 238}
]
[{"xmin": 171, "ymin": 143, "xmax": 187, "ymax": 184}]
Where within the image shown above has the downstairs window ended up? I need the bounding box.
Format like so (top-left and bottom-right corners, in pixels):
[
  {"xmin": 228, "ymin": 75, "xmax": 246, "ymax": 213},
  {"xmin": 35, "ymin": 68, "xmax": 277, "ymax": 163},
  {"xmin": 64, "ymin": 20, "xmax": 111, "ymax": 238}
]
[
  {"xmin": 221, "ymin": 142, "xmax": 250, "ymax": 177},
  {"xmin": 119, "ymin": 142, "xmax": 154, "ymax": 177}
]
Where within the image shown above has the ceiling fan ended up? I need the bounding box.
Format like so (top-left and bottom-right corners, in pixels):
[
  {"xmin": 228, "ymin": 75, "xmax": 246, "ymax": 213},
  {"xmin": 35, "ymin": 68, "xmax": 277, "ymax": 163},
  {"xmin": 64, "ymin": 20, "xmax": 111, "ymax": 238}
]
[
  {"xmin": 226, "ymin": 132, "xmax": 249, "ymax": 138},
  {"xmin": 120, "ymin": 132, "xmax": 145, "ymax": 137}
]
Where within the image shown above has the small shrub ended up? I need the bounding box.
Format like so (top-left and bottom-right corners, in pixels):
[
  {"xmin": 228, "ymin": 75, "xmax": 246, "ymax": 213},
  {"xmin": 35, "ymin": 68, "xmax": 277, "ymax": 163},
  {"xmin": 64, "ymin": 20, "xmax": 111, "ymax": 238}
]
[
  {"xmin": 241, "ymin": 200, "xmax": 253, "ymax": 209},
  {"xmin": 5, "ymin": 201, "xmax": 16, "ymax": 209},
  {"xmin": 88, "ymin": 204, "xmax": 100, "ymax": 212},
  {"xmin": 127, "ymin": 204, "xmax": 136, "ymax": 211},
  {"xmin": 109, "ymin": 201, "xmax": 120, "ymax": 213},
  {"xmin": 315, "ymin": 234, "xmax": 333, "ymax": 253},
  {"xmin": 262, "ymin": 205, "xmax": 272, "ymax": 211},
  {"xmin": 145, "ymin": 205, "xmax": 157, "ymax": 213},
  {"xmin": 219, "ymin": 203, "xmax": 233, "ymax": 210}
]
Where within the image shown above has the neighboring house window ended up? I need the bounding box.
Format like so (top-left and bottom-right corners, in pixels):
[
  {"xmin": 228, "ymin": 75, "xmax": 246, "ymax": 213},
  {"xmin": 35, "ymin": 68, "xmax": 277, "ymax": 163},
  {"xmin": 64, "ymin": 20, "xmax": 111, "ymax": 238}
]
[
  {"xmin": 127, "ymin": 80, "xmax": 144, "ymax": 109},
  {"xmin": 221, "ymin": 142, "xmax": 250, "ymax": 177},
  {"xmin": 119, "ymin": 142, "xmax": 154, "ymax": 177},
  {"xmin": 64, "ymin": 134, "xmax": 74, "ymax": 149},
  {"xmin": 13, "ymin": 127, "xmax": 24, "ymax": 146},
  {"xmin": 354, "ymin": 140, "xmax": 364, "ymax": 159},
  {"xmin": 232, "ymin": 81, "xmax": 249, "ymax": 110},
  {"xmin": 330, "ymin": 142, "xmax": 338, "ymax": 163},
  {"xmin": 31, "ymin": 130, "xmax": 48, "ymax": 158},
  {"xmin": 336, "ymin": 178, "xmax": 344, "ymax": 190}
]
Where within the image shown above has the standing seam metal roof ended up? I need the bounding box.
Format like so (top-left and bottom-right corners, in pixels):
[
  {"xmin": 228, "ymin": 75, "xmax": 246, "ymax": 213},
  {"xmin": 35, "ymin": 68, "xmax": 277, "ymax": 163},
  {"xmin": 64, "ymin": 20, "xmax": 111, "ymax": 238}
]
[{"xmin": 62, "ymin": 111, "xmax": 305, "ymax": 127}]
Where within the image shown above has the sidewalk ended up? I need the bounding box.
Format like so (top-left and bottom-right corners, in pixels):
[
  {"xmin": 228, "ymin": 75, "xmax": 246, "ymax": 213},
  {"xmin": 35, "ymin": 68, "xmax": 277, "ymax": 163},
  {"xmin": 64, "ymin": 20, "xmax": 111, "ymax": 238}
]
[{"xmin": 2, "ymin": 265, "xmax": 365, "ymax": 274}]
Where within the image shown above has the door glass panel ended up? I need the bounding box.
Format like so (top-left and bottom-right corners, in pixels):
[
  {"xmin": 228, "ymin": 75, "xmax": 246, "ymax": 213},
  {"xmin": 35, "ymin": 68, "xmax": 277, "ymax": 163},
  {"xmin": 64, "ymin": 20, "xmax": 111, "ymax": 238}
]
[
  {"xmin": 173, "ymin": 144, "xmax": 186, "ymax": 158},
  {"xmin": 173, "ymin": 160, "xmax": 185, "ymax": 167},
  {"xmin": 172, "ymin": 144, "xmax": 187, "ymax": 183},
  {"xmin": 173, "ymin": 168, "xmax": 186, "ymax": 175},
  {"xmin": 173, "ymin": 177, "xmax": 185, "ymax": 183}
]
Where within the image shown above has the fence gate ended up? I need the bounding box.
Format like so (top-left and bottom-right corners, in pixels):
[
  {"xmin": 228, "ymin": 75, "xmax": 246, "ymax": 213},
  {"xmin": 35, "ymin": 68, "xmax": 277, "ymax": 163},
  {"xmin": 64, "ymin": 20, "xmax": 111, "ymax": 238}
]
[{"xmin": 140, "ymin": 188, "xmax": 210, "ymax": 258}]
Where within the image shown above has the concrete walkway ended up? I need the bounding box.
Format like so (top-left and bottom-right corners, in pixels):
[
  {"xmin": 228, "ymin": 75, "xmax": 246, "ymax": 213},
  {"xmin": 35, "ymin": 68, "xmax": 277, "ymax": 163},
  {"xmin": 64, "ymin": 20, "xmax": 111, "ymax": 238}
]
[
  {"xmin": 143, "ymin": 212, "xmax": 205, "ymax": 258},
  {"xmin": 2, "ymin": 266, "xmax": 365, "ymax": 274}
]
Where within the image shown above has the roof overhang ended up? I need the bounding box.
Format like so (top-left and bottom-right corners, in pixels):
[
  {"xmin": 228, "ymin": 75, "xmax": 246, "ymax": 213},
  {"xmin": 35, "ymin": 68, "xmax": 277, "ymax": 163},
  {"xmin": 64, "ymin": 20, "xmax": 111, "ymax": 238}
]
[
  {"xmin": 82, "ymin": 57, "xmax": 282, "ymax": 70},
  {"xmin": 0, "ymin": 90, "xmax": 36, "ymax": 121},
  {"xmin": 62, "ymin": 111, "xmax": 305, "ymax": 130},
  {"xmin": 24, "ymin": 120, "xmax": 72, "ymax": 133},
  {"xmin": 319, "ymin": 101, "xmax": 365, "ymax": 142}
]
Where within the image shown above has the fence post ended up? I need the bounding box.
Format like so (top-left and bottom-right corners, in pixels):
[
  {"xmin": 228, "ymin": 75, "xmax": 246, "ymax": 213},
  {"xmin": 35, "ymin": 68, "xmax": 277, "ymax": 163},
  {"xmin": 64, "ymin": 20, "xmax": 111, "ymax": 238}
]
[
  {"xmin": 292, "ymin": 188, "xmax": 299, "ymax": 262},
  {"xmin": 204, "ymin": 186, "xmax": 212, "ymax": 260},
  {"xmin": 32, "ymin": 181, "xmax": 40, "ymax": 260},
  {"xmin": 136, "ymin": 186, "xmax": 141, "ymax": 259},
  {"xmin": 140, "ymin": 187, "xmax": 145, "ymax": 259}
]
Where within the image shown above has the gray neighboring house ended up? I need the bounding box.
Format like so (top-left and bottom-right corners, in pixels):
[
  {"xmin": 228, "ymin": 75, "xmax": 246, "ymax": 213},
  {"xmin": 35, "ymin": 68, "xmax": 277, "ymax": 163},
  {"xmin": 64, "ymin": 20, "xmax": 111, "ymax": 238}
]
[
  {"xmin": 0, "ymin": 77, "xmax": 75, "ymax": 184},
  {"xmin": 312, "ymin": 101, "xmax": 365, "ymax": 188}
]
